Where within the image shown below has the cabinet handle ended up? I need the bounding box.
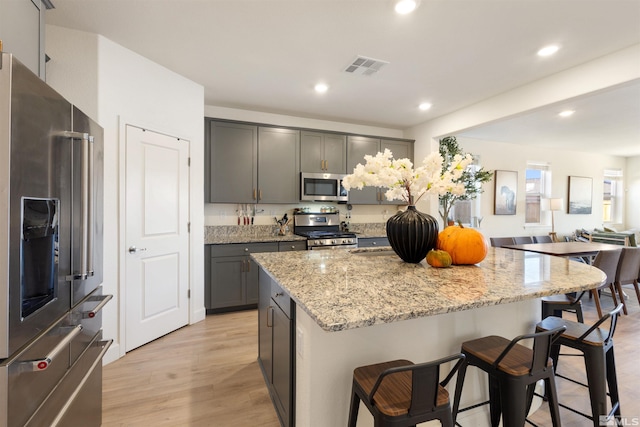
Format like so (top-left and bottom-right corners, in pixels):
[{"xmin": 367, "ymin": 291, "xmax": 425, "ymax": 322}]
[
  {"xmin": 253, "ymin": 189, "xmax": 257, "ymax": 200},
  {"xmin": 320, "ymin": 160, "xmax": 324, "ymax": 170},
  {"xmin": 246, "ymin": 260, "xmax": 251, "ymax": 272},
  {"xmin": 372, "ymin": 242, "xmax": 377, "ymax": 245},
  {"xmin": 274, "ymin": 292, "xmax": 283, "ymax": 297},
  {"xmin": 267, "ymin": 306, "xmax": 274, "ymax": 327},
  {"xmin": 291, "ymin": 245, "xmax": 295, "ymax": 249},
  {"xmin": 259, "ymin": 189, "xmax": 262, "ymax": 200},
  {"xmin": 325, "ymin": 160, "xmax": 328, "ymax": 170}
]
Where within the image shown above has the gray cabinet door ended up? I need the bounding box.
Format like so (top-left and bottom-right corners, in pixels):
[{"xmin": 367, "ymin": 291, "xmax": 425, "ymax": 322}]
[
  {"xmin": 209, "ymin": 255, "xmax": 245, "ymax": 309},
  {"xmin": 258, "ymin": 268, "xmax": 273, "ymax": 383},
  {"xmin": 323, "ymin": 133, "xmax": 347, "ymax": 174},
  {"xmin": 301, "ymin": 131, "xmax": 346, "ymax": 174},
  {"xmin": 271, "ymin": 301, "xmax": 292, "ymax": 427},
  {"xmin": 0, "ymin": 0, "xmax": 44, "ymax": 77},
  {"xmin": 347, "ymin": 135, "xmax": 380, "ymax": 204},
  {"xmin": 258, "ymin": 127, "xmax": 300, "ymax": 203},
  {"xmin": 246, "ymin": 257, "xmax": 260, "ymax": 304},
  {"xmin": 207, "ymin": 121, "xmax": 257, "ymax": 203},
  {"xmin": 300, "ymin": 131, "xmax": 324, "ymax": 173}
]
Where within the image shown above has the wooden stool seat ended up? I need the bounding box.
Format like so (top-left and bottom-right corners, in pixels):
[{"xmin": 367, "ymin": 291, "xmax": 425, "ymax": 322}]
[
  {"xmin": 348, "ymin": 353, "xmax": 465, "ymax": 427},
  {"xmin": 461, "ymin": 335, "xmax": 553, "ymax": 376},
  {"xmin": 452, "ymin": 327, "xmax": 566, "ymax": 427}
]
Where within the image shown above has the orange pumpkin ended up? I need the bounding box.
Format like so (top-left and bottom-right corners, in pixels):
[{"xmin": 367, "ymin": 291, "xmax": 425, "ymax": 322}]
[
  {"xmin": 437, "ymin": 225, "xmax": 488, "ymax": 265},
  {"xmin": 426, "ymin": 249, "xmax": 453, "ymax": 268}
]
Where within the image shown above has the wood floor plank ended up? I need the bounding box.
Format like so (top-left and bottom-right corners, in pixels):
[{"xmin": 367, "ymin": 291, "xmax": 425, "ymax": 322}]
[{"xmin": 103, "ymin": 293, "xmax": 640, "ymax": 426}]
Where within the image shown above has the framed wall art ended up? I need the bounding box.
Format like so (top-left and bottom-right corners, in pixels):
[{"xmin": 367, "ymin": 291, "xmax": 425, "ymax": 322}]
[
  {"xmin": 568, "ymin": 176, "xmax": 593, "ymax": 214},
  {"xmin": 494, "ymin": 170, "xmax": 518, "ymax": 215}
]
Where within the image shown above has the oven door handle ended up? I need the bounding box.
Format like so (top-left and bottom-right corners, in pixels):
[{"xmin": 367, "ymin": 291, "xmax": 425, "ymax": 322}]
[{"xmin": 20, "ymin": 325, "xmax": 83, "ymax": 372}]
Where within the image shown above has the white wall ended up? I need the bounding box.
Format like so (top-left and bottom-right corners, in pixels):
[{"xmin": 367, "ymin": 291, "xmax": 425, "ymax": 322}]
[
  {"xmin": 46, "ymin": 25, "xmax": 205, "ymax": 364},
  {"xmin": 453, "ymin": 136, "xmax": 626, "ymax": 239},
  {"xmin": 203, "ymin": 105, "xmax": 408, "ymax": 226},
  {"xmin": 405, "ymin": 45, "xmax": 640, "ymax": 237},
  {"xmin": 627, "ymin": 155, "xmax": 640, "ymax": 232}
]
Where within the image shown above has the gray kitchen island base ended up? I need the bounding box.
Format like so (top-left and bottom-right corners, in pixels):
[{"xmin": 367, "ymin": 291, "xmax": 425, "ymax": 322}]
[{"xmin": 253, "ymin": 248, "xmax": 606, "ymax": 427}]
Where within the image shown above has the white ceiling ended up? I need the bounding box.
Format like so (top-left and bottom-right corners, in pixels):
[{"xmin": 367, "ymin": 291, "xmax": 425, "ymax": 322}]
[{"xmin": 45, "ymin": 0, "xmax": 640, "ymax": 156}]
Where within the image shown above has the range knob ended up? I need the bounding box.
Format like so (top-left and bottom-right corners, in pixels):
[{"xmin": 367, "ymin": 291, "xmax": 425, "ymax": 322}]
[
  {"xmin": 314, "ymin": 240, "xmax": 323, "ymax": 246},
  {"xmin": 331, "ymin": 239, "xmax": 337, "ymax": 245}
]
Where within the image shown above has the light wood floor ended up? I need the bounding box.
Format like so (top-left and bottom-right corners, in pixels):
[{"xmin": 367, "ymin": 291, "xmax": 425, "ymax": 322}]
[{"xmin": 102, "ymin": 292, "xmax": 640, "ymax": 427}]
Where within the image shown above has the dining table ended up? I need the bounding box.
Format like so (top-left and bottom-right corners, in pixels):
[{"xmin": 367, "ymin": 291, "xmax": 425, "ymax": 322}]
[{"xmin": 503, "ymin": 241, "xmax": 623, "ymax": 262}]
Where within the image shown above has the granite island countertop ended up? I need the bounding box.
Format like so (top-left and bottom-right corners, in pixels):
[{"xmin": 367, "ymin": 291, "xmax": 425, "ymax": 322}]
[{"xmin": 251, "ymin": 247, "xmax": 606, "ymax": 332}]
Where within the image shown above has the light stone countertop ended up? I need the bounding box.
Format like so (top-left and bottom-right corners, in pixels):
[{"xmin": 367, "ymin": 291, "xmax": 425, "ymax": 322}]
[
  {"xmin": 251, "ymin": 247, "xmax": 606, "ymax": 332},
  {"xmin": 204, "ymin": 225, "xmax": 306, "ymax": 244}
]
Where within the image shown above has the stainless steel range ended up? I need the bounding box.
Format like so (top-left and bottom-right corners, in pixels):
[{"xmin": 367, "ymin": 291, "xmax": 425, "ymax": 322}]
[{"xmin": 294, "ymin": 212, "xmax": 357, "ymax": 249}]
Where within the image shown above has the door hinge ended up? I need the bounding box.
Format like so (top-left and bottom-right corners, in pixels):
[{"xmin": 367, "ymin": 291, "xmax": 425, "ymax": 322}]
[
  {"xmin": 188, "ymin": 157, "xmax": 191, "ymax": 166},
  {"xmin": 187, "ymin": 222, "xmax": 191, "ymax": 232},
  {"xmin": 188, "ymin": 289, "xmax": 191, "ymax": 299}
]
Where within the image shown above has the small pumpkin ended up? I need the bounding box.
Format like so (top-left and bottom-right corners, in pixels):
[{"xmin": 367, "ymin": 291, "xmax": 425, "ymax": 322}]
[
  {"xmin": 426, "ymin": 249, "xmax": 452, "ymax": 268},
  {"xmin": 437, "ymin": 224, "xmax": 488, "ymax": 265}
]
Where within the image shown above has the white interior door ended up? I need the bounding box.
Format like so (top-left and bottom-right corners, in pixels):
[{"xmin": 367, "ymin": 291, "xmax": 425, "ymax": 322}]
[{"xmin": 125, "ymin": 125, "xmax": 190, "ymax": 351}]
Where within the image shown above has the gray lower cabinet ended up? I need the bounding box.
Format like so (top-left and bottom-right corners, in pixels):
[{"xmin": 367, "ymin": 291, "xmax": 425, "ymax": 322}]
[
  {"xmin": 206, "ymin": 242, "xmax": 278, "ymax": 312},
  {"xmin": 205, "ymin": 241, "xmax": 305, "ymax": 312},
  {"xmin": 258, "ymin": 267, "xmax": 294, "ymax": 427},
  {"xmin": 346, "ymin": 136, "xmax": 414, "ymax": 205},
  {"xmin": 357, "ymin": 237, "xmax": 390, "ymax": 247}
]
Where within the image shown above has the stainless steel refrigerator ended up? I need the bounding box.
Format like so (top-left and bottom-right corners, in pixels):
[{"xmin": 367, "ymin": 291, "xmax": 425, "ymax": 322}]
[{"xmin": 0, "ymin": 52, "xmax": 111, "ymax": 427}]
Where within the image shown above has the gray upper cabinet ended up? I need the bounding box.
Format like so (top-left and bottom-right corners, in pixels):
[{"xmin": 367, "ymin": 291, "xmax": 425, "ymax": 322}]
[
  {"xmin": 0, "ymin": 0, "xmax": 46, "ymax": 78},
  {"xmin": 346, "ymin": 136, "xmax": 414, "ymax": 205},
  {"xmin": 300, "ymin": 131, "xmax": 346, "ymax": 174},
  {"xmin": 205, "ymin": 120, "xmax": 300, "ymax": 203},
  {"xmin": 206, "ymin": 121, "xmax": 257, "ymax": 203},
  {"xmin": 258, "ymin": 127, "xmax": 300, "ymax": 203}
]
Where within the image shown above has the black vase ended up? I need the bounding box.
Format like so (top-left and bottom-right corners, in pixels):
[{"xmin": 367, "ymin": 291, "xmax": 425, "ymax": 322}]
[{"xmin": 386, "ymin": 206, "xmax": 439, "ymax": 263}]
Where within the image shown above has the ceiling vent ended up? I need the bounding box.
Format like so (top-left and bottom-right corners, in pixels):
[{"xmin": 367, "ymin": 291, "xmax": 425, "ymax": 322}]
[{"xmin": 344, "ymin": 56, "xmax": 389, "ymax": 76}]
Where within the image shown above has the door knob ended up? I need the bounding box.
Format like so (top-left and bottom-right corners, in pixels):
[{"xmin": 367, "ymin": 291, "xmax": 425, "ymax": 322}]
[{"xmin": 128, "ymin": 246, "xmax": 147, "ymax": 254}]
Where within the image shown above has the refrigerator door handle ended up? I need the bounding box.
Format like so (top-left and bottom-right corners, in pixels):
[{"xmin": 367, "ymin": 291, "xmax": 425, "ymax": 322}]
[
  {"xmin": 60, "ymin": 131, "xmax": 95, "ymax": 280},
  {"xmin": 19, "ymin": 325, "xmax": 83, "ymax": 372}
]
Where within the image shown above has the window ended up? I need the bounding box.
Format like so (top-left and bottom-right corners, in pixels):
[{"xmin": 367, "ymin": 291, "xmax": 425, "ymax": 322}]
[
  {"xmin": 603, "ymin": 169, "xmax": 623, "ymax": 224},
  {"xmin": 450, "ymin": 162, "xmax": 483, "ymax": 227},
  {"xmin": 525, "ymin": 163, "xmax": 551, "ymax": 224}
]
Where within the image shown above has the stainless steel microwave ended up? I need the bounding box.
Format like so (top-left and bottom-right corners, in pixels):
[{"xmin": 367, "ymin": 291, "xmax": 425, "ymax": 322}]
[{"xmin": 300, "ymin": 172, "xmax": 348, "ymax": 202}]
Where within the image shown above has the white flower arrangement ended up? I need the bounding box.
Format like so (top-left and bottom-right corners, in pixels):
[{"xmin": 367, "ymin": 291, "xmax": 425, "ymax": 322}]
[{"xmin": 342, "ymin": 149, "xmax": 473, "ymax": 205}]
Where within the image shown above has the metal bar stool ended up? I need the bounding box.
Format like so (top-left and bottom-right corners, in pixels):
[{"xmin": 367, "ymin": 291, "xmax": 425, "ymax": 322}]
[
  {"xmin": 536, "ymin": 304, "xmax": 624, "ymax": 426},
  {"xmin": 452, "ymin": 326, "xmax": 566, "ymax": 427},
  {"xmin": 348, "ymin": 353, "xmax": 466, "ymax": 427},
  {"xmin": 541, "ymin": 291, "xmax": 586, "ymax": 323}
]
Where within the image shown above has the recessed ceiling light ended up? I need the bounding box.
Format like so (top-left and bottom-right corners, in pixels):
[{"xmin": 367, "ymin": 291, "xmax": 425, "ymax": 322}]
[
  {"xmin": 314, "ymin": 83, "xmax": 329, "ymax": 94},
  {"xmin": 538, "ymin": 45, "xmax": 560, "ymax": 57},
  {"xmin": 418, "ymin": 102, "xmax": 432, "ymax": 111},
  {"xmin": 558, "ymin": 110, "xmax": 575, "ymax": 117},
  {"xmin": 395, "ymin": 0, "xmax": 419, "ymax": 15}
]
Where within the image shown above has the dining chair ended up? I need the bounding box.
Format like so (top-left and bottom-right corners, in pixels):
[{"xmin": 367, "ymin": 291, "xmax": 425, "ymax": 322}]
[
  {"xmin": 613, "ymin": 247, "xmax": 640, "ymax": 315},
  {"xmin": 533, "ymin": 235, "xmax": 553, "ymax": 243},
  {"xmin": 513, "ymin": 236, "xmax": 533, "ymax": 244},
  {"xmin": 490, "ymin": 237, "xmax": 515, "ymax": 247},
  {"xmin": 590, "ymin": 248, "xmax": 622, "ymax": 318}
]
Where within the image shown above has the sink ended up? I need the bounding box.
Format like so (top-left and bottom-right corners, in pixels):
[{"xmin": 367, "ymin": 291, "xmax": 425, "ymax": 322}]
[{"xmin": 349, "ymin": 248, "xmax": 396, "ymax": 256}]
